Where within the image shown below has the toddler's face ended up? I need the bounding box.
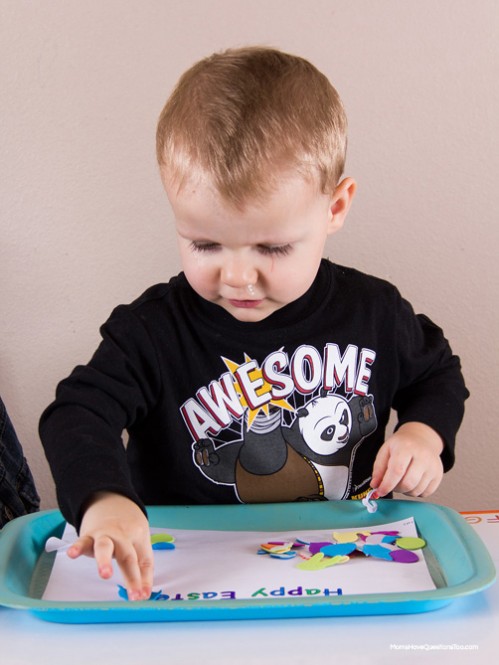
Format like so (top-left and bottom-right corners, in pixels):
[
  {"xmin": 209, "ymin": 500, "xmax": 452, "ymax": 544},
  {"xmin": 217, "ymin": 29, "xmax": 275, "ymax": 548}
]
[{"xmin": 164, "ymin": 170, "xmax": 344, "ymax": 322}]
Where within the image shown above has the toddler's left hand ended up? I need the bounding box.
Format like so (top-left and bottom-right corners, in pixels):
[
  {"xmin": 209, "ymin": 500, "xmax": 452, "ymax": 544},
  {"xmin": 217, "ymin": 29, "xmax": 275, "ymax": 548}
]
[{"xmin": 371, "ymin": 422, "xmax": 444, "ymax": 498}]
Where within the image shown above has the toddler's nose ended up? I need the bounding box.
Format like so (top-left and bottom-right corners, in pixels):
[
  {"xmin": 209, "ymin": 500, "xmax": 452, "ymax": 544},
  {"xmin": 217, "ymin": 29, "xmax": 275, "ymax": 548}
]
[{"xmin": 221, "ymin": 256, "xmax": 258, "ymax": 288}]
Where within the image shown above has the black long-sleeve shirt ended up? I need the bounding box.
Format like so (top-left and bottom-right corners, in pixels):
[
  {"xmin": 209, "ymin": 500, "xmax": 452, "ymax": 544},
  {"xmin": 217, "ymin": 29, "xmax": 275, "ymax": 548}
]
[{"xmin": 40, "ymin": 261, "xmax": 468, "ymax": 529}]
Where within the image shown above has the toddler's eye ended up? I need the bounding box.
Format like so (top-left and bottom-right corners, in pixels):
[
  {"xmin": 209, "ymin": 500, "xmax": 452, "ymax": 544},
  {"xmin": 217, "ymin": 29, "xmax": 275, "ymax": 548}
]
[
  {"xmin": 190, "ymin": 241, "xmax": 221, "ymax": 253},
  {"xmin": 257, "ymin": 244, "xmax": 292, "ymax": 257}
]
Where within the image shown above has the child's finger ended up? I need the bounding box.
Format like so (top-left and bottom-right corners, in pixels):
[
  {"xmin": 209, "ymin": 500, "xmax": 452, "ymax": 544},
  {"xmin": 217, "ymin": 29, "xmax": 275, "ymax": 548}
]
[
  {"xmin": 113, "ymin": 540, "xmax": 148, "ymax": 601},
  {"xmin": 419, "ymin": 475, "xmax": 442, "ymax": 497},
  {"xmin": 67, "ymin": 535, "xmax": 95, "ymax": 559},
  {"xmin": 403, "ymin": 466, "xmax": 441, "ymax": 497},
  {"xmin": 134, "ymin": 537, "xmax": 154, "ymax": 599},
  {"xmin": 92, "ymin": 534, "xmax": 116, "ymax": 580},
  {"xmin": 370, "ymin": 444, "xmax": 390, "ymax": 491},
  {"xmin": 374, "ymin": 451, "xmax": 411, "ymax": 497}
]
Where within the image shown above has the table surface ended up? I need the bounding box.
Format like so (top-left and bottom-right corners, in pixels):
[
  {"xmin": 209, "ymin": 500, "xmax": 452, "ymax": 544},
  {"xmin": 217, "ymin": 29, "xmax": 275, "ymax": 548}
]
[{"xmin": 0, "ymin": 510, "xmax": 497, "ymax": 665}]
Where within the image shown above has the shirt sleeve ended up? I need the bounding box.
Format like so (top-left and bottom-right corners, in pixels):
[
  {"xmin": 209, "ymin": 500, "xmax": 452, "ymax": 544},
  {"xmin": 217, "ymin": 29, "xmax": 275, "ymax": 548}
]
[
  {"xmin": 391, "ymin": 300, "xmax": 469, "ymax": 472},
  {"xmin": 39, "ymin": 305, "xmax": 161, "ymax": 530}
]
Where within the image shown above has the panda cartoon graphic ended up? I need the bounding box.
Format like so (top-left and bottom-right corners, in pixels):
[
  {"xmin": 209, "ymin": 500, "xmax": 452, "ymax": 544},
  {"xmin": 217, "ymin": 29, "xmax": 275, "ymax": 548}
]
[{"xmin": 193, "ymin": 391, "xmax": 377, "ymax": 502}]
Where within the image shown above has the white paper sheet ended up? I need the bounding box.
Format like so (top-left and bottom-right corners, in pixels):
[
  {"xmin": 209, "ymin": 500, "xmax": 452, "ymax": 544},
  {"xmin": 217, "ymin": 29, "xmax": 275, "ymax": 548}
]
[{"xmin": 42, "ymin": 517, "xmax": 436, "ymax": 602}]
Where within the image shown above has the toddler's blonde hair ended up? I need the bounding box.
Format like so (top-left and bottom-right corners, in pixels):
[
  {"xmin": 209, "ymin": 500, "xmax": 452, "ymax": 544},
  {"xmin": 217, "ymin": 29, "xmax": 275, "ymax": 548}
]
[{"xmin": 156, "ymin": 46, "xmax": 347, "ymax": 206}]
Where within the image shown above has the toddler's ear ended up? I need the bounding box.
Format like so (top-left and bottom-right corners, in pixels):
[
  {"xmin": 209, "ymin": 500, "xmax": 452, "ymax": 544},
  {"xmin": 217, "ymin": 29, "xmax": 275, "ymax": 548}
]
[{"xmin": 328, "ymin": 177, "xmax": 356, "ymax": 234}]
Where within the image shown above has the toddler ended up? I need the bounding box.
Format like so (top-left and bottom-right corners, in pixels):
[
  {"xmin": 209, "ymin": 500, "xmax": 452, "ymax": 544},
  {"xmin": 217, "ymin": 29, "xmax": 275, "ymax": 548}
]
[{"xmin": 40, "ymin": 47, "xmax": 468, "ymax": 600}]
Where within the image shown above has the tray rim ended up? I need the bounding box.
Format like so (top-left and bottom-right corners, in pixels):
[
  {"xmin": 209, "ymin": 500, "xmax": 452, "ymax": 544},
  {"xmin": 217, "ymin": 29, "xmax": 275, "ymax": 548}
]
[{"xmin": 0, "ymin": 500, "xmax": 495, "ymax": 622}]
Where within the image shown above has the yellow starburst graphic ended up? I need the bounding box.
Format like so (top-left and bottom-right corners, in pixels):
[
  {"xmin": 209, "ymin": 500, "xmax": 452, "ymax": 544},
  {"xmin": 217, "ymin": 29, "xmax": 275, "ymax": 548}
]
[{"xmin": 223, "ymin": 354, "xmax": 294, "ymax": 429}]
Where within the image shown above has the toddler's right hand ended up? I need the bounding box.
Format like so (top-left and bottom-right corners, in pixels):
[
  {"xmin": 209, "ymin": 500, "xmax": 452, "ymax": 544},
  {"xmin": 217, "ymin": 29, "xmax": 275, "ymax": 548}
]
[{"xmin": 67, "ymin": 492, "xmax": 153, "ymax": 601}]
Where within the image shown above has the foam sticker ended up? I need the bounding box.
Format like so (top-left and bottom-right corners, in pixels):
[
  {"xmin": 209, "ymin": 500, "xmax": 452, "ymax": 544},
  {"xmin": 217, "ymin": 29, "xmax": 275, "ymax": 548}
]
[
  {"xmin": 381, "ymin": 535, "xmax": 398, "ymax": 544},
  {"xmin": 395, "ymin": 536, "xmax": 426, "ymax": 551},
  {"xmin": 259, "ymin": 525, "xmax": 427, "ymax": 572},
  {"xmin": 332, "ymin": 531, "xmax": 359, "ymax": 544},
  {"xmin": 297, "ymin": 553, "xmax": 350, "ymax": 571},
  {"xmin": 152, "ymin": 542, "xmax": 175, "ymax": 550},
  {"xmin": 269, "ymin": 550, "xmax": 296, "ymax": 560},
  {"xmin": 389, "ymin": 549, "xmax": 420, "ymax": 564},
  {"xmin": 320, "ymin": 543, "xmax": 357, "ymax": 557},
  {"xmin": 362, "ymin": 544, "xmax": 394, "ymax": 561},
  {"xmin": 151, "ymin": 533, "xmax": 176, "ymax": 551},
  {"xmin": 308, "ymin": 541, "xmax": 333, "ymax": 555}
]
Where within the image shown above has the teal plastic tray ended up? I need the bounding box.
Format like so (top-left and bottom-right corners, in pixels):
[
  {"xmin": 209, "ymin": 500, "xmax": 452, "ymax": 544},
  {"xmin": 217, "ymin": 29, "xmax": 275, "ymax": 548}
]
[{"xmin": 0, "ymin": 500, "xmax": 495, "ymax": 623}]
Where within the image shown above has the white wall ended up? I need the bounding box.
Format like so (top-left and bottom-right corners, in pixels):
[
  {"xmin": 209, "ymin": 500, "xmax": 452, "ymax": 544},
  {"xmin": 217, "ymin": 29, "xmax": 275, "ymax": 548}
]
[{"xmin": 1, "ymin": 0, "xmax": 498, "ymax": 511}]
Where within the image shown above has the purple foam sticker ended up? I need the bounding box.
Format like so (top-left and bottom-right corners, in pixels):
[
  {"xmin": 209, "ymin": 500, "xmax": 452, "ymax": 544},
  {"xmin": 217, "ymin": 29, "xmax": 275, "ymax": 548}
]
[
  {"xmin": 309, "ymin": 541, "xmax": 333, "ymax": 555},
  {"xmin": 390, "ymin": 549, "xmax": 419, "ymax": 563}
]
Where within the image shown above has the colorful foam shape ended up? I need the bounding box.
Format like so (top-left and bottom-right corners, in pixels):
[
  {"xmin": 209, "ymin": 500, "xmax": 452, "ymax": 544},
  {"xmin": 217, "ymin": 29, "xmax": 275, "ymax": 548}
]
[
  {"xmin": 150, "ymin": 533, "xmax": 175, "ymax": 545},
  {"xmin": 381, "ymin": 535, "xmax": 397, "ymax": 544},
  {"xmin": 259, "ymin": 527, "xmax": 426, "ymax": 570},
  {"xmin": 308, "ymin": 541, "xmax": 333, "ymax": 555},
  {"xmin": 332, "ymin": 531, "xmax": 359, "ymax": 544},
  {"xmin": 297, "ymin": 553, "xmax": 349, "ymax": 571},
  {"xmin": 152, "ymin": 542, "xmax": 175, "ymax": 550},
  {"xmin": 362, "ymin": 544, "xmax": 394, "ymax": 561},
  {"xmin": 390, "ymin": 548, "xmax": 420, "ymax": 563},
  {"xmin": 270, "ymin": 550, "xmax": 296, "ymax": 560},
  {"xmin": 320, "ymin": 543, "xmax": 357, "ymax": 557},
  {"xmin": 395, "ymin": 536, "xmax": 426, "ymax": 551},
  {"xmin": 260, "ymin": 542, "xmax": 294, "ymax": 554}
]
